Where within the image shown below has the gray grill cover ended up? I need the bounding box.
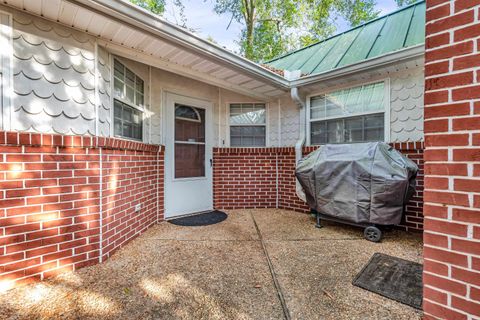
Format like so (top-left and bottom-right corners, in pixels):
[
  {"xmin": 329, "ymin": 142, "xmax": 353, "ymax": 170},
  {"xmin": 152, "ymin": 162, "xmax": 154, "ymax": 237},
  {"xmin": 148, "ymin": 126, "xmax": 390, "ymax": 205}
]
[{"xmin": 296, "ymin": 142, "xmax": 418, "ymax": 225}]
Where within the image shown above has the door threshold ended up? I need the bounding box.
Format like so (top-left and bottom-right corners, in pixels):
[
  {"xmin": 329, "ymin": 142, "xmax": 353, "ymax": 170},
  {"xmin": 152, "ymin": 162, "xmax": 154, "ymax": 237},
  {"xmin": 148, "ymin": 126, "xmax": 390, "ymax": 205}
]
[{"xmin": 164, "ymin": 210, "xmax": 213, "ymax": 221}]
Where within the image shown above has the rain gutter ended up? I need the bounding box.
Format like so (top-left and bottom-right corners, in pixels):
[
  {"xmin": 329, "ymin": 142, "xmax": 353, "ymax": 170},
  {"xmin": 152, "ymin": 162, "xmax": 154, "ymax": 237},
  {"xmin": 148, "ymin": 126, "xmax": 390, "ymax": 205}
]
[{"xmin": 290, "ymin": 44, "xmax": 424, "ymax": 87}]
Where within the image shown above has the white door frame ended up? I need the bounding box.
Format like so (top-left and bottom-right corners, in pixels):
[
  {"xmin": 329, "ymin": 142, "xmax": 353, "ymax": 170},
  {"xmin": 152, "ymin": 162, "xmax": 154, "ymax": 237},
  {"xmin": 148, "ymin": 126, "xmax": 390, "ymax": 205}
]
[{"xmin": 163, "ymin": 91, "xmax": 214, "ymax": 218}]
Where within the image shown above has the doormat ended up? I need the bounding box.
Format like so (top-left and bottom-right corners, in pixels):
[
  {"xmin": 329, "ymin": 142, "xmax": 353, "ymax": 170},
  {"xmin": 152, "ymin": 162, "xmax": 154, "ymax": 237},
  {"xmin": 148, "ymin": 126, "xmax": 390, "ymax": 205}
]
[
  {"xmin": 352, "ymin": 252, "xmax": 423, "ymax": 310},
  {"xmin": 168, "ymin": 210, "xmax": 228, "ymax": 226}
]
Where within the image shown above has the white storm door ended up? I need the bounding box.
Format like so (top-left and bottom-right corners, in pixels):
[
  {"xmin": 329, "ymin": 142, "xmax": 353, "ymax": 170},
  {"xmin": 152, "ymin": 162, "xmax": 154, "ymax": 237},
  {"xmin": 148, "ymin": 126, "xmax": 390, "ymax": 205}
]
[{"xmin": 164, "ymin": 93, "xmax": 213, "ymax": 218}]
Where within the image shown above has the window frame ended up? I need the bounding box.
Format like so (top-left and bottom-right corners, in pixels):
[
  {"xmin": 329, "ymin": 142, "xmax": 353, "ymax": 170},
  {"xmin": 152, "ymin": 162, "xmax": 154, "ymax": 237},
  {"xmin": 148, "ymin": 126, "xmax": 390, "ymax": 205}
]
[
  {"xmin": 227, "ymin": 102, "xmax": 268, "ymax": 147},
  {"xmin": 306, "ymin": 78, "xmax": 390, "ymax": 146},
  {"xmin": 112, "ymin": 58, "xmax": 145, "ymax": 141}
]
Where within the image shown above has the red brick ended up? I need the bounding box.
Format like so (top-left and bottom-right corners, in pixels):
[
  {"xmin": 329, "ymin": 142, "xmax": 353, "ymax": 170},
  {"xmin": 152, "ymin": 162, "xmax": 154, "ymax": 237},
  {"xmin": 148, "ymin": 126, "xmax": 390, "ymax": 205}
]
[
  {"xmin": 474, "ymin": 133, "xmax": 480, "ymax": 146},
  {"xmin": 452, "ymin": 208, "xmax": 480, "ymax": 223},
  {"xmin": 426, "ymin": 40, "xmax": 473, "ymax": 62},
  {"xmin": 423, "ymin": 300, "xmax": 467, "ymax": 320},
  {"xmin": 425, "ymin": 177, "xmax": 449, "ymax": 190},
  {"xmin": 453, "ymin": 53, "xmax": 480, "ymax": 71},
  {"xmin": 424, "ymin": 149, "xmax": 448, "ymax": 161},
  {"xmin": 424, "ymin": 102, "xmax": 471, "ymax": 118},
  {"xmin": 451, "ymin": 296, "xmax": 480, "ymax": 317},
  {"xmin": 453, "ymin": 116, "xmax": 480, "ymax": 131},
  {"xmin": 423, "ymin": 287, "xmax": 448, "ymax": 304},
  {"xmin": 424, "ymin": 218, "xmax": 468, "ymax": 237},
  {"xmin": 472, "ymin": 286, "xmax": 480, "ymax": 302},
  {"xmin": 424, "ymin": 246, "xmax": 469, "ymax": 267},
  {"xmin": 426, "ymin": 71, "xmax": 473, "ymax": 90},
  {"xmin": 425, "ymin": 90, "xmax": 449, "ymax": 104},
  {"xmin": 427, "ymin": 0, "xmax": 449, "ymax": 8},
  {"xmin": 424, "ymin": 204, "xmax": 448, "ymax": 218},
  {"xmin": 424, "ymin": 259, "xmax": 449, "ymax": 276},
  {"xmin": 454, "ymin": 178, "xmax": 480, "ymax": 192},
  {"xmin": 452, "ymin": 267, "xmax": 480, "ymax": 287},
  {"xmin": 427, "ymin": 10, "xmax": 474, "ymax": 35},
  {"xmin": 425, "ymin": 191, "xmax": 470, "ymax": 206},
  {"xmin": 455, "ymin": 23, "xmax": 480, "ymax": 42},
  {"xmin": 425, "ymin": 119, "xmax": 449, "ymax": 133},
  {"xmin": 453, "ymin": 85, "xmax": 480, "ymax": 101},
  {"xmin": 427, "ymin": 3, "xmax": 450, "ymax": 21},
  {"xmin": 424, "ymin": 273, "xmax": 467, "ymax": 296},
  {"xmin": 452, "ymin": 238, "xmax": 480, "ymax": 256},
  {"xmin": 455, "ymin": 0, "xmax": 479, "ymax": 12},
  {"xmin": 425, "ymin": 163, "xmax": 468, "ymax": 176},
  {"xmin": 426, "ymin": 32, "xmax": 451, "ymax": 50},
  {"xmin": 424, "ymin": 232, "xmax": 449, "ymax": 248}
]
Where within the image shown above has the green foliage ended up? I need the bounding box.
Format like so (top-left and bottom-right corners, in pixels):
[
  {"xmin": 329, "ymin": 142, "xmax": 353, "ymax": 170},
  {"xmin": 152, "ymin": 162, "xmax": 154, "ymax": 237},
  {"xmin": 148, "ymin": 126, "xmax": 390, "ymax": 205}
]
[
  {"xmin": 129, "ymin": 0, "xmax": 166, "ymax": 15},
  {"xmin": 338, "ymin": 0, "xmax": 380, "ymax": 27},
  {"xmin": 395, "ymin": 0, "xmax": 418, "ymax": 7},
  {"xmin": 211, "ymin": 0, "xmax": 380, "ymax": 62}
]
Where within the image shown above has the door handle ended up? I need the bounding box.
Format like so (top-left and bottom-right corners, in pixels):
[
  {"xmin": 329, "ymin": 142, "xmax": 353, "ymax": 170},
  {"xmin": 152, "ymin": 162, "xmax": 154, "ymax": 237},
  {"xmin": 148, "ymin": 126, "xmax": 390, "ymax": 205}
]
[{"xmin": 210, "ymin": 159, "xmax": 213, "ymax": 167}]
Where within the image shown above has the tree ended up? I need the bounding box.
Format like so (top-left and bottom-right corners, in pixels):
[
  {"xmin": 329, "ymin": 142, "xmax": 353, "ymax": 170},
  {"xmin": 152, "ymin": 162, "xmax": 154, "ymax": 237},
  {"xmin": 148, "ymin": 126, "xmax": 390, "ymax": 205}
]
[
  {"xmin": 212, "ymin": 0, "xmax": 379, "ymax": 62},
  {"xmin": 129, "ymin": 0, "xmax": 166, "ymax": 15},
  {"xmin": 212, "ymin": 0, "xmax": 297, "ymax": 61},
  {"xmin": 395, "ymin": 0, "xmax": 418, "ymax": 7},
  {"xmin": 129, "ymin": 0, "xmax": 193, "ymax": 31}
]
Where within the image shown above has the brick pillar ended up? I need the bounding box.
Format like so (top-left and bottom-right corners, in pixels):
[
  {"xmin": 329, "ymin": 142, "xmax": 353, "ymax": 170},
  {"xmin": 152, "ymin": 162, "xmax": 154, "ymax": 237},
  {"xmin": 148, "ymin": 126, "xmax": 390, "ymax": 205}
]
[{"xmin": 424, "ymin": 0, "xmax": 480, "ymax": 319}]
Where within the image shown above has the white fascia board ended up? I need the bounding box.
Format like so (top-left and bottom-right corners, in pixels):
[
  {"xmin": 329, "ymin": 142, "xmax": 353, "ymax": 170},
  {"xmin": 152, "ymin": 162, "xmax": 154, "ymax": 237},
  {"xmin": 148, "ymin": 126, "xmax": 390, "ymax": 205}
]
[
  {"xmin": 99, "ymin": 39, "xmax": 274, "ymax": 100},
  {"xmin": 69, "ymin": 0, "xmax": 290, "ymax": 88},
  {"xmin": 291, "ymin": 44, "xmax": 425, "ymax": 88}
]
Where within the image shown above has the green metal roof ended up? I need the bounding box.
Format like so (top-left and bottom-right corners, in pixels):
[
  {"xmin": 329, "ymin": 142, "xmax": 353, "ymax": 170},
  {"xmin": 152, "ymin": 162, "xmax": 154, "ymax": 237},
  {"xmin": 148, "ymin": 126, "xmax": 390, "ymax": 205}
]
[{"xmin": 266, "ymin": 0, "xmax": 425, "ymax": 76}]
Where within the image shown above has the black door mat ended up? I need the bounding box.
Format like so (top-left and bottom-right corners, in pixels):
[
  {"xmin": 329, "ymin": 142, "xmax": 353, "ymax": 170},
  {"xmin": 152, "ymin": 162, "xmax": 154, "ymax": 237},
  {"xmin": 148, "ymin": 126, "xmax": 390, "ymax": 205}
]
[
  {"xmin": 353, "ymin": 252, "xmax": 423, "ymax": 310},
  {"xmin": 168, "ymin": 210, "xmax": 228, "ymax": 226}
]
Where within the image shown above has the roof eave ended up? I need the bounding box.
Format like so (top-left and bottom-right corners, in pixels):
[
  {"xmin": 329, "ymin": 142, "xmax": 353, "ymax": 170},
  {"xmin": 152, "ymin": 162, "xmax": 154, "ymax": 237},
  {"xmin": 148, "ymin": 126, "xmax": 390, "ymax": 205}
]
[
  {"xmin": 290, "ymin": 44, "xmax": 425, "ymax": 88},
  {"xmin": 71, "ymin": 0, "xmax": 290, "ymax": 88}
]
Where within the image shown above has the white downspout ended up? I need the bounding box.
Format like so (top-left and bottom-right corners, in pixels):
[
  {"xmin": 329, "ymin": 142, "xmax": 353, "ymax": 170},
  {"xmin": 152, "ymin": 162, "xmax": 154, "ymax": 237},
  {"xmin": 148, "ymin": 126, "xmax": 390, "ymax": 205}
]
[{"xmin": 285, "ymin": 71, "xmax": 306, "ymax": 202}]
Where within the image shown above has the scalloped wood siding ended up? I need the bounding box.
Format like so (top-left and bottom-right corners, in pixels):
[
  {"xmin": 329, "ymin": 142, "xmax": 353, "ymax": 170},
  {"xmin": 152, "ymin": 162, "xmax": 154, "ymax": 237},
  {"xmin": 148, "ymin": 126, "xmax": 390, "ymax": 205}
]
[
  {"xmin": 390, "ymin": 69, "xmax": 424, "ymax": 142},
  {"xmin": 98, "ymin": 46, "xmax": 111, "ymax": 137},
  {"xmin": 11, "ymin": 12, "xmax": 97, "ymax": 135}
]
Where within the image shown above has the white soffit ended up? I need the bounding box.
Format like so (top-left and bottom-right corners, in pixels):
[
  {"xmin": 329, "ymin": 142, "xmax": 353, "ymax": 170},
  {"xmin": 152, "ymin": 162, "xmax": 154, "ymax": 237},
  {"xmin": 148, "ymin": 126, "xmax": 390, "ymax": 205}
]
[{"xmin": 2, "ymin": 0, "xmax": 289, "ymax": 99}]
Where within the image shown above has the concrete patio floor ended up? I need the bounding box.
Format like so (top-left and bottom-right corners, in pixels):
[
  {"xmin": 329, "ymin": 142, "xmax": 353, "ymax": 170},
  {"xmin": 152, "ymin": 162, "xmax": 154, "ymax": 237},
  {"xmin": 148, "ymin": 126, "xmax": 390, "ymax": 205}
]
[{"xmin": 0, "ymin": 209, "xmax": 423, "ymax": 320}]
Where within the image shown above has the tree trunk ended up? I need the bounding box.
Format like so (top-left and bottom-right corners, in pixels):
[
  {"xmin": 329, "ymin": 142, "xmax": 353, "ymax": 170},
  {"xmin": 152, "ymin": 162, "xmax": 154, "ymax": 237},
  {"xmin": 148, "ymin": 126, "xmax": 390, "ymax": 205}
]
[{"xmin": 243, "ymin": 0, "xmax": 255, "ymax": 60}]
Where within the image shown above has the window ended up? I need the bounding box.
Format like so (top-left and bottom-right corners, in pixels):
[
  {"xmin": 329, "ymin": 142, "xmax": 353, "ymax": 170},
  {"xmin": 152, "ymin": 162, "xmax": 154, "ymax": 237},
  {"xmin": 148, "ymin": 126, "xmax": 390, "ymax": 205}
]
[
  {"xmin": 113, "ymin": 59, "xmax": 144, "ymax": 140},
  {"xmin": 309, "ymin": 81, "xmax": 386, "ymax": 145},
  {"xmin": 114, "ymin": 100, "xmax": 143, "ymax": 140},
  {"xmin": 174, "ymin": 104, "xmax": 205, "ymax": 178},
  {"xmin": 229, "ymin": 103, "xmax": 266, "ymax": 147}
]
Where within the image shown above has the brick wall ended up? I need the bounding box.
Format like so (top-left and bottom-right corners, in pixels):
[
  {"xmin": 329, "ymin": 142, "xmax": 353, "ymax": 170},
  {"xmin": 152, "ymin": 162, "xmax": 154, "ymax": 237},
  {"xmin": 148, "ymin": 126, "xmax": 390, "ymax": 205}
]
[
  {"xmin": 0, "ymin": 131, "xmax": 163, "ymax": 290},
  {"xmin": 213, "ymin": 148, "xmax": 278, "ymax": 209},
  {"xmin": 392, "ymin": 142, "xmax": 425, "ymax": 231},
  {"xmin": 424, "ymin": 0, "xmax": 480, "ymax": 319},
  {"xmin": 213, "ymin": 143, "xmax": 424, "ymax": 232},
  {"xmin": 101, "ymin": 148, "xmax": 162, "ymax": 260}
]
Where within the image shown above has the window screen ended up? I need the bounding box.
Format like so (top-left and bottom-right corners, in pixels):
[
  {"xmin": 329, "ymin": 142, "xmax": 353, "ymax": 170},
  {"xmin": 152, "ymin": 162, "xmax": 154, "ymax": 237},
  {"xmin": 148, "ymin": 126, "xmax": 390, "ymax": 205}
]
[
  {"xmin": 229, "ymin": 103, "xmax": 266, "ymax": 147},
  {"xmin": 310, "ymin": 82, "xmax": 386, "ymax": 144}
]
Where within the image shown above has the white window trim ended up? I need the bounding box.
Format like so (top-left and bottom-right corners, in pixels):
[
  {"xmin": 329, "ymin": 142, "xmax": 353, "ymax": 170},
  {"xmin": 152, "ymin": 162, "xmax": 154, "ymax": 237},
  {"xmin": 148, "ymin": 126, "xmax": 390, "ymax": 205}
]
[
  {"xmin": 0, "ymin": 11, "xmax": 13, "ymax": 131},
  {"xmin": 111, "ymin": 57, "xmax": 146, "ymax": 141},
  {"xmin": 306, "ymin": 78, "xmax": 390, "ymax": 146},
  {"xmin": 227, "ymin": 102, "xmax": 269, "ymax": 147}
]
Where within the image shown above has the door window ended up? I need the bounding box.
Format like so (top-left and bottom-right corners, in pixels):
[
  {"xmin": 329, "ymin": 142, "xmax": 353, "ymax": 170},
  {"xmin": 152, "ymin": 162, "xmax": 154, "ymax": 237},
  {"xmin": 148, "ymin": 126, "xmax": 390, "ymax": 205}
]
[{"xmin": 174, "ymin": 104, "xmax": 206, "ymax": 178}]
